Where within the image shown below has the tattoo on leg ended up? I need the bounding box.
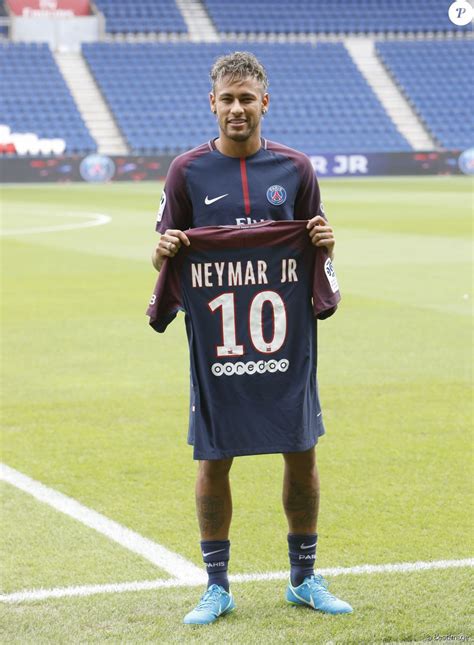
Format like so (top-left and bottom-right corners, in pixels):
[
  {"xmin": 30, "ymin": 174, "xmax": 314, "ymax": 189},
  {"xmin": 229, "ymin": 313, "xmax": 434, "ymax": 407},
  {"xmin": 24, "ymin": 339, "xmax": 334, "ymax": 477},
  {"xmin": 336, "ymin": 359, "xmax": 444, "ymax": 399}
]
[
  {"xmin": 197, "ymin": 495, "xmax": 226, "ymax": 535},
  {"xmin": 283, "ymin": 480, "xmax": 318, "ymax": 530}
]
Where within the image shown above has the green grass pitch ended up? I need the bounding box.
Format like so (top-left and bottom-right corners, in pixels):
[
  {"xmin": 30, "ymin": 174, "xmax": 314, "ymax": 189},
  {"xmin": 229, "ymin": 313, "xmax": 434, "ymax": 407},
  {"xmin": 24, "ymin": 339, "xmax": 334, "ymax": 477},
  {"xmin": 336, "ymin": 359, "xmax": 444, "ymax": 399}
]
[{"xmin": 1, "ymin": 177, "xmax": 473, "ymax": 643}]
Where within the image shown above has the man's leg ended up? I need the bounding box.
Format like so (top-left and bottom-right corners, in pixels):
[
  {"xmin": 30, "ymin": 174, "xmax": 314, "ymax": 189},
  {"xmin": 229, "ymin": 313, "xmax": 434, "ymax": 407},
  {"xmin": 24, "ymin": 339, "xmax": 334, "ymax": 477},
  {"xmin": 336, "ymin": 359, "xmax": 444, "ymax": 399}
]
[
  {"xmin": 283, "ymin": 447, "xmax": 319, "ymax": 586},
  {"xmin": 282, "ymin": 446, "xmax": 319, "ymax": 535},
  {"xmin": 282, "ymin": 447, "xmax": 352, "ymax": 614},
  {"xmin": 184, "ymin": 458, "xmax": 235, "ymax": 625},
  {"xmin": 196, "ymin": 458, "xmax": 233, "ymax": 540}
]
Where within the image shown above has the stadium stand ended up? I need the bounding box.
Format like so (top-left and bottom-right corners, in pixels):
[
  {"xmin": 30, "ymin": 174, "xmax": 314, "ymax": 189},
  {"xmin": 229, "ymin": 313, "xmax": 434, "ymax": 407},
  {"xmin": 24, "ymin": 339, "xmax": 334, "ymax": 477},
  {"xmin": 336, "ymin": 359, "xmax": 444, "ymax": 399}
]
[
  {"xmin": 82, "ymin": 41, "xmax": 410, "ymax": 154},
  {"xmin": 203, "ymin": 0, "xmax": 470, "ymax": 34},
  {"xmin": 94, "ymin": 0, "xmax": 187, "ymax": 35},
  {"xmin": 1, "ymin": 0, "xmax": 471, "ymax": 157},
  {"xmin": 377, "ymin": 40, "xmax": 474, "ymax": 150},
  {"xmin": 0, "ymin": 43, "xmax": 97, "ymax": 154}
]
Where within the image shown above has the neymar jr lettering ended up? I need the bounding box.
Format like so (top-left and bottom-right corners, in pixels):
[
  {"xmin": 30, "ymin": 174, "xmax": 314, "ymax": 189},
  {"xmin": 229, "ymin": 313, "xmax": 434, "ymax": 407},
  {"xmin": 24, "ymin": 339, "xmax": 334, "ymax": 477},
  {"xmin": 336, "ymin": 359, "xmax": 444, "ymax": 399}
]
[{"xmin": 191, "ymin": 258, "xmax": 298, "ymax": 288}]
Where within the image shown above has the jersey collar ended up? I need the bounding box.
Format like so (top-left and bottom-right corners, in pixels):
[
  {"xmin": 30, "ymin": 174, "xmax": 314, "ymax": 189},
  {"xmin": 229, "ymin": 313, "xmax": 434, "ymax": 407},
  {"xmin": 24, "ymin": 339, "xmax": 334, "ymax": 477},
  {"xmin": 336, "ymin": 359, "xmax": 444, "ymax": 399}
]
[{"xmin": 208, "ymin": 137, "xmax": 267, "ymax": 156}]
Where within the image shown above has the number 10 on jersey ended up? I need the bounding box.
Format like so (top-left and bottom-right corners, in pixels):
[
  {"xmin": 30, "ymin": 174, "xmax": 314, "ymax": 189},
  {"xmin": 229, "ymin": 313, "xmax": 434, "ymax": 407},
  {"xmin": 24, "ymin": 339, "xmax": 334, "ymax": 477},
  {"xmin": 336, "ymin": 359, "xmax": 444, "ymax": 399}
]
[{"xmin": 208, "ymin": 290, "xmax": 287, "ymax": 357}]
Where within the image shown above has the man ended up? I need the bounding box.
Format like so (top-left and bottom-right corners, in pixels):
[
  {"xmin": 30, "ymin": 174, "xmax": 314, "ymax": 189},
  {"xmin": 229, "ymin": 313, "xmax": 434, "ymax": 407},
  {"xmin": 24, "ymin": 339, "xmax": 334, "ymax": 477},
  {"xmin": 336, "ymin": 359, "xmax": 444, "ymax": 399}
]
[{"xmin": 151, "ymin": 51, "xmax": 352, "ymax": 624}]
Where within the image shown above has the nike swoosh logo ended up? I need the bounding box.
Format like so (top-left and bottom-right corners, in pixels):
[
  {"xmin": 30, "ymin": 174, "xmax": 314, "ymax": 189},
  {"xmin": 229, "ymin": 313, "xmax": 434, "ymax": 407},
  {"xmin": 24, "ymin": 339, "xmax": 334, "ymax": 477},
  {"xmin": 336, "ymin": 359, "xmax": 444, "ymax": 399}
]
[
  {"xmin": 301, "ymin": 542, "xmax": 317, "ymax": 549},
  {"xmin": 202, "ymin": 548, "xmax": 225, "ymax": 557},
  {"xmin": 205, "ymin": 193, "xmax": 229, "ymax": 205}
]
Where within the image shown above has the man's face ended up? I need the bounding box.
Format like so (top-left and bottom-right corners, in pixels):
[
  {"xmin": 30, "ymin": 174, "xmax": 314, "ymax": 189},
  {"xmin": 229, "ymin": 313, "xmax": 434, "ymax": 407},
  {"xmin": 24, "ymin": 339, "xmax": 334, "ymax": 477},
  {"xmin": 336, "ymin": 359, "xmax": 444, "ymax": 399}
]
[{"xmin": 210, "ymin": 76, "xmax": 269, "ymax": 143}]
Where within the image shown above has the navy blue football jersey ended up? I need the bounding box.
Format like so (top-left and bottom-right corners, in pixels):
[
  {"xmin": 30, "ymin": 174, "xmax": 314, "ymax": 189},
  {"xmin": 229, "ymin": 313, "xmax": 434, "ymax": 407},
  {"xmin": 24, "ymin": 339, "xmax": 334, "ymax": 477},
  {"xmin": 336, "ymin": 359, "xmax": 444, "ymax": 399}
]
[
  {"xmin": 156, "ymin": 138, "xmax": 325, "ymax": 230},
  {"xmin": 147, "ymin": 220, "xmax": 340, "ymax": 460}
]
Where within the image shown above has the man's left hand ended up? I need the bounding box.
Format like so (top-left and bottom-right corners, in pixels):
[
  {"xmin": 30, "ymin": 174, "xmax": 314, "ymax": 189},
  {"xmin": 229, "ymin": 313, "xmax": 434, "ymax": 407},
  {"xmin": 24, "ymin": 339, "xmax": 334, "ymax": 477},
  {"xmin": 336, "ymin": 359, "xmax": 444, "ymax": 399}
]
[{"xmin": 307, "ymin": 215, "xmax": 335, "ymax": 260}]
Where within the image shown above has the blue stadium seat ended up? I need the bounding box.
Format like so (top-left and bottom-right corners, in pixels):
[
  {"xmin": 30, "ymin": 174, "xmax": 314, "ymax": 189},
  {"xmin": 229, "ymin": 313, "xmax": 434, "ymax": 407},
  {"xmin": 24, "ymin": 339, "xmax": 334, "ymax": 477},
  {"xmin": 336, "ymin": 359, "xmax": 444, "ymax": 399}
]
[
  {"xmin": 93, "ymin": 0, "xmax": 187, "ymax": 34},
  {"xmin": 202, "ymin": 0, "xmax": 468, "ymax": 34},
  {"xmin": 376, "ymin": 41, "xmax": 473, "ymax": 150},
  {"xmin": 83, "ymin": 41, "xmax": 410, "ymax": 154},
  {"xmin": 0, "ymin": 43, "xmax": 97, "ymax": 155}
]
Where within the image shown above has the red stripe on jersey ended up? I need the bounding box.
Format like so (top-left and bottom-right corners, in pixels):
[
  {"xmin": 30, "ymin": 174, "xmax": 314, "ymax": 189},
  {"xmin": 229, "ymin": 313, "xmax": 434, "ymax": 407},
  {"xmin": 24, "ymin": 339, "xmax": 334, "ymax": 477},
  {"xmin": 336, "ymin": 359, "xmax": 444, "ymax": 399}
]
[{"xmin": 240, "ymin": 158, "xmax": 251, "ymax": 215}]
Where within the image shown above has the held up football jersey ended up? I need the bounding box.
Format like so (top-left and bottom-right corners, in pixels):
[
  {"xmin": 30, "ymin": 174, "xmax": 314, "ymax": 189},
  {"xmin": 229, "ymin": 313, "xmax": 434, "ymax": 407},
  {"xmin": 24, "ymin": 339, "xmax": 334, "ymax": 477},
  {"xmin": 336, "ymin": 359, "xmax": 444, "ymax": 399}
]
[{"xmin": 147, "ymin": 220, "xmax": 340, "ymax": 460}]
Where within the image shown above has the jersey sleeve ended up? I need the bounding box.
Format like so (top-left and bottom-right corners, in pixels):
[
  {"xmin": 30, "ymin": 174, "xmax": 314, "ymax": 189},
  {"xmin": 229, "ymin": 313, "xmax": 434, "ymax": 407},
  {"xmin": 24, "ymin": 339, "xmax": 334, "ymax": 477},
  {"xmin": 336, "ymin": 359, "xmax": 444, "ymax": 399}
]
[
  {"xmin": 155, "ymin": 155, "xmax": 193, "ymax": 233},
  {"xmin": 293, "ymin": 154, "xmax": 323, "ymax": 220},
  {"xmin": 312, "ymin": 248, "xmax": 341, "ymax": 320},
  {"xmin": 146, "ymin": 257, "xmax": 184, "ymax": 332}
]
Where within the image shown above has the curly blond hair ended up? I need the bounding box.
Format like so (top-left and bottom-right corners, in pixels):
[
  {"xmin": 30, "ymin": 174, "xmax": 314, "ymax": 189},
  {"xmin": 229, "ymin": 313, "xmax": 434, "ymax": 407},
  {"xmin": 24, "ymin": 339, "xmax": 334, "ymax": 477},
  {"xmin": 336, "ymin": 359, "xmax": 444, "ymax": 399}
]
[{"xmin": 210, "ymin": 51, "xmax": 268, "ymax": 93}]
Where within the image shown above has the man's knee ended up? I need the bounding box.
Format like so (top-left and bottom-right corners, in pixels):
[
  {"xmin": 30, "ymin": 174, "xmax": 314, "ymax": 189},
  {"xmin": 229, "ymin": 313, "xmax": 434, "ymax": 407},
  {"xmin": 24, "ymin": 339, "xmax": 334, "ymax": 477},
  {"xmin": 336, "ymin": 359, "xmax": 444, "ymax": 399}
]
[
  {"xmin": 283, "ymin": 447, "xmax": 316, "ymax": 476},
  {"xmin": 198, "ymin": 458, "xmax": 233, "ymax": 480}
]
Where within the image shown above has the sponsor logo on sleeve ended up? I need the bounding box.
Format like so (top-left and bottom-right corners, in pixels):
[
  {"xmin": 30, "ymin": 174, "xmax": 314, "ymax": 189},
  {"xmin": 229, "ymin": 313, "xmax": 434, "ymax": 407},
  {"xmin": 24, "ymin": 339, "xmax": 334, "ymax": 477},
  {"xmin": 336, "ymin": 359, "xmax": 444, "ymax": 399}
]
[
  {"xmin": 324, "ymin": 258, "xmax": 339, "ymax": 293},
  {"xmin": 157, "ymin": 190, "xmax": 166, "ymax": 222}
]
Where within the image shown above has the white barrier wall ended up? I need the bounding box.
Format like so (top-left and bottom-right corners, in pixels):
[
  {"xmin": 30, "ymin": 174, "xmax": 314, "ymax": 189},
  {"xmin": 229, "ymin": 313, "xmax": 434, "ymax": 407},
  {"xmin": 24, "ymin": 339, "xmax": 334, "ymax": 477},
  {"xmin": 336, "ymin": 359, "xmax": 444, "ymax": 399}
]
[{"xmin": 11, "ymin": 16, "xmax": 99, "ymax": 50}]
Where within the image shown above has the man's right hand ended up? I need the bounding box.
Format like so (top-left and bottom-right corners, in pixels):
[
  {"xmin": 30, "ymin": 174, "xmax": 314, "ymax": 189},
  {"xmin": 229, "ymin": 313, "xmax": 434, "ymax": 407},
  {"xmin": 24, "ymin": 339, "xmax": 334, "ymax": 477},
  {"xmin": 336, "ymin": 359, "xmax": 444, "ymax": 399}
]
[{"xmin": 152, "ymin": 229, "xmax": 190, "ymax": 271}]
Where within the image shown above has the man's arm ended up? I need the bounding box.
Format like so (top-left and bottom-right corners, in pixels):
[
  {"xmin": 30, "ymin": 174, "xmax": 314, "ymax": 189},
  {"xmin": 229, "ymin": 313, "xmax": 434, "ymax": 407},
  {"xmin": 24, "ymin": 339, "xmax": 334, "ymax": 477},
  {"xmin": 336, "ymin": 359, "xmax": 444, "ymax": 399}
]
[
  {"xmin": 152, "ymin": 154, "xmax": 193, "ymax": 271},
  {"xmin": 152, "ymin": 229, "xmax": 191, "ymax": 272},
  {"xmin": 291, "ymin": 154, "xmax": 335, "ymax": 260}
]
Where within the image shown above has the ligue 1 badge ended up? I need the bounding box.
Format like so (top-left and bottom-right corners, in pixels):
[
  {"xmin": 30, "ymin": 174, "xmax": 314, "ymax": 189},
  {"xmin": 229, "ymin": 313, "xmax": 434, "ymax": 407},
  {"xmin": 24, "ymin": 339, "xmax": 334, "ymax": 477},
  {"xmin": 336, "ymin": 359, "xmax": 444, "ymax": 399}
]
[
  {"xmin": 157, "ymin": 189, "xmax": 167, "ymax": 222},
  {"xmin": 324, "ymin": 258, "xmax": 339, "ymax": 294},
  {"xmin": 266, "ymin": 185, "xmax": 287, "ymax": 206}
]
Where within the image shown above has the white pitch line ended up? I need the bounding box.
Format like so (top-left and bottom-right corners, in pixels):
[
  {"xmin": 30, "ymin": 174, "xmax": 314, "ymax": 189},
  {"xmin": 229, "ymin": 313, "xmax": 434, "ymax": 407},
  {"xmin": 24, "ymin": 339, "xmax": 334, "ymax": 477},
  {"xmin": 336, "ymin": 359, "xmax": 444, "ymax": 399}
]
[
  {"xmin": 1, "ymin": 558, "xmax": 472, "ymax": 604},
  {"xmin": 0, "ymin": 579, "xmax": 191, "ymax": 604},
  {"xmin": 231, "ymin": 558, "xmax": 474, "ymax": 582},
  {"xmin": 0, "ymin": 463, "xmax": 205, "ymax": 584},
  {"xmin": 1, "ymin": 212, "xmax": 112, "ymax": 236}
]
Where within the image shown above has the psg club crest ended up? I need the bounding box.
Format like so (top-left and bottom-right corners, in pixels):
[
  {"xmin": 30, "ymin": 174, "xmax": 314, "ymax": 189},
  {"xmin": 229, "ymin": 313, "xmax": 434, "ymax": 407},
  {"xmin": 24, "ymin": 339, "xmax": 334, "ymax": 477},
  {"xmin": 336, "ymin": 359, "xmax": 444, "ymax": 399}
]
[
  {"xmin": 266, "ymin": 185, "xmax": 287, "ymax": 206},
  {"xmin": 79, "ymin": 154, "xmax": 115, "ymax": 183},
  {"xmin": 458, "ymin": 148, "xmax": 474, "ymax": 176}
]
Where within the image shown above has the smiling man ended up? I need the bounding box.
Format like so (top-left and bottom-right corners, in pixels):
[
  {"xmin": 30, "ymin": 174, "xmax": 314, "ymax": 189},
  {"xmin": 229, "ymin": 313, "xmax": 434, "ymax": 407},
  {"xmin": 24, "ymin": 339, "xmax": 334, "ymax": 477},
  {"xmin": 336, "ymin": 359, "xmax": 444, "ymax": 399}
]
[{"xmin": 151, "ymin": 51, "xmax": 352, "ymax": 624}]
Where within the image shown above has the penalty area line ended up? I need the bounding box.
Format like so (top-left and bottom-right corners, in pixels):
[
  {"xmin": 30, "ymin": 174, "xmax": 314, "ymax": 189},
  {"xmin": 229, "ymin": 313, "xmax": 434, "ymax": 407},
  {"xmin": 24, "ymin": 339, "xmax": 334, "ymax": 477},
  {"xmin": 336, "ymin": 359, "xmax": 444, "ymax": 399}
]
[
  {"xmin": 0, "ymin": 463, "xmax": 205, "ymax": 584},
  {"xmin": 1, "ymin": 558, "xmax": 473, "ymax": 604}
]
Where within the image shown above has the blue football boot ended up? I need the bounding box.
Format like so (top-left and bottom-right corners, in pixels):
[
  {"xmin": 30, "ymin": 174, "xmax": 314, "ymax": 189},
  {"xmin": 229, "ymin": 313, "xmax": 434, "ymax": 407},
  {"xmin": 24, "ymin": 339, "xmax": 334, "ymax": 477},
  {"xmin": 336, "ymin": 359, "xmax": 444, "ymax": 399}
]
[
  {"xmin": 183, "ymin": 584, "xmax": 235, "ymax": 625},
  {"xmin": 286, "ymin": 574, "xmax": 353, "ymax": 614}
]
